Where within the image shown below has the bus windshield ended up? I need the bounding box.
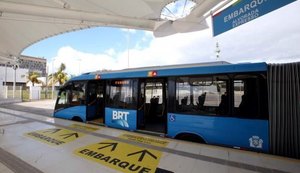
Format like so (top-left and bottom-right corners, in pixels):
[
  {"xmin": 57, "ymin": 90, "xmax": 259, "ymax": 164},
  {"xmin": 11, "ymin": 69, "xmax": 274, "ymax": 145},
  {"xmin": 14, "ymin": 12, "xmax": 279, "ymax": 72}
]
[{"xmin": 55, "ymin": 81, "xmax": 86, "ymax": 111}]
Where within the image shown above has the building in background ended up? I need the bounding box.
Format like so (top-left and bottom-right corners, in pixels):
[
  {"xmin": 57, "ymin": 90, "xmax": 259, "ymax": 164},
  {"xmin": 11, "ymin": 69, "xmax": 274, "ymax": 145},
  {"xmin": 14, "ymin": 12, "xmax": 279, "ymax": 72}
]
[
  {"xmin": 19, "ymin": 55, "xmax": 47, "ymax": 76},
  {"xmin": 0, "ymin": 55, "xmax": 47, "ymax": 87}
]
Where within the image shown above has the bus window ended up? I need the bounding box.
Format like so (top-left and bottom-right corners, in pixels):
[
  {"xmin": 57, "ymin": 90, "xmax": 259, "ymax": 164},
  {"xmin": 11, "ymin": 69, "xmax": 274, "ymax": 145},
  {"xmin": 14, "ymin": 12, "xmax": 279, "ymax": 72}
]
[
  {"xmin": 234, "ymin": 74, "xmax": 268, "ymax": 119},
  {"xmin": 69, "ymin": 82, "xmax": 86, "ymax": 106},
  {"xmin": 107, "ymin": 79, "xmax": 137, "ymax": 109},
  {"xmin": 145, "ymin": 82, "xmax": 163, "ymax": 104},
  {"xmin": 58, "ymin": 90, "xmax": 67, "ymax": 104},
  {"xmin": 175, "ymin": 76, "xmax": 228, "ymax": 115},
  {"xmin": 234, "ymin": 80, "xmax": 244, "ymax": 108},
  {"xmin": 87, "ymin": 81, "xmax": 105, "ymax": 105},
  {"xmin": 55, "ymin": 90, "xmax": 68, "ymax": 110}
]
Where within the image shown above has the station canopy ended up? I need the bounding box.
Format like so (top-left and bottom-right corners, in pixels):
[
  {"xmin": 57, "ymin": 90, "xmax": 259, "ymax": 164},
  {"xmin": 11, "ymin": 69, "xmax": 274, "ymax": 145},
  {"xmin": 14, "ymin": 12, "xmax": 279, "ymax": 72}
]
[{"xmin": 0, "ymin": 0, "xmax": 230, "ymax": 64}]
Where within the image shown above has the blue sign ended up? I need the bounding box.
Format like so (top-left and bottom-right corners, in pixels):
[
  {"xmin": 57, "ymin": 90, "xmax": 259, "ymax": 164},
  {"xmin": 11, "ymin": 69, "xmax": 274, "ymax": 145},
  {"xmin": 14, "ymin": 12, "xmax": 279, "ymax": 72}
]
[
  {"xmin": 213, "ymin": 0, "xmax": 296, "ymax": 36},
  {"xmin": 169, "ymin": 114, "xmax": 176, "ymax": 122},
  {"xmin": 105, "ymin": 108, "xmax": 137, "ymax": 131}
]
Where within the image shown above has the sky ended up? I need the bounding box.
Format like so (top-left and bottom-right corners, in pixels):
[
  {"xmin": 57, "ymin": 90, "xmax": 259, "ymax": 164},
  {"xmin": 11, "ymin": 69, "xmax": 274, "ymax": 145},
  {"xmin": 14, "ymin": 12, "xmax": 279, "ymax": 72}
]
[{"xmin": 22, "ymin": 0, "xmax": 300, "ymax": 76}]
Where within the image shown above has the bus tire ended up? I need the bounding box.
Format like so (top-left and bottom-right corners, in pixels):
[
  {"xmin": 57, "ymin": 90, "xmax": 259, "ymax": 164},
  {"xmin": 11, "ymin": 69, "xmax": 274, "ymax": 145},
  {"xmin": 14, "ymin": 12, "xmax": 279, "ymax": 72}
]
[
  {"xmin": 72, "ymin": 116, "xmax": 83, "ymax": 122},
  {"xmin": 175, "ymin": 133, "xmax": 206, "ymax": 144}
]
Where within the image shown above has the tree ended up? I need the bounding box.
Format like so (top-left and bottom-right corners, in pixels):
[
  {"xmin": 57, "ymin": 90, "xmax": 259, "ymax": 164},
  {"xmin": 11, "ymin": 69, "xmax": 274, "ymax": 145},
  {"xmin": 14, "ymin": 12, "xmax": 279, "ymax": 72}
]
[
  {"xmin": 48, "ymin": 63, "xmax": 69, "ymax": 86},
  {"xmin": 27, "ymin": 71, "xmax": 43, "ymax": 86}
]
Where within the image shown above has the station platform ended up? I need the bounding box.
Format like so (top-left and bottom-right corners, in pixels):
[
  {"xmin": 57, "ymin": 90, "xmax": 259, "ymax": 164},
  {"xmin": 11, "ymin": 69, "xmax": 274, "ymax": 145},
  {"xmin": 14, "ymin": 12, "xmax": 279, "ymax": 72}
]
[{"xmin": 0, "ymin": 102, "xmax": 300, "ymax": 173}]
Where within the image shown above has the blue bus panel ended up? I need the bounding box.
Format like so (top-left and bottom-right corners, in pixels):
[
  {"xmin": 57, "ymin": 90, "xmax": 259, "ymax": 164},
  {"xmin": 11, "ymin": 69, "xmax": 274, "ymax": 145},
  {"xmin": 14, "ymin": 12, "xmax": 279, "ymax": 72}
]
[
  {"xmin": 105, "ymin": 108, "xmax": 137, "ymax": 131},
  {"xmin": 167, "ymin": 113, "xmax": 269, "ymax": 152},
  {"xmin": 71, "ymin": 63, "xmax": 267, "ymax": 81},
  {"xmin": 54, "ymin": 106, "xmax": 87, "ymax": 122}
]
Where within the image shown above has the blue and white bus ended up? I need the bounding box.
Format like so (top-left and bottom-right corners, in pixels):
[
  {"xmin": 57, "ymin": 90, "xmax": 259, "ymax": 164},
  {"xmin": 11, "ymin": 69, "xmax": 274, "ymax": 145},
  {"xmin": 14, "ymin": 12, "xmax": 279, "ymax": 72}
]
[{"xmin": 54, "ymin": 61, "xmax": 300, "ymax": 158}]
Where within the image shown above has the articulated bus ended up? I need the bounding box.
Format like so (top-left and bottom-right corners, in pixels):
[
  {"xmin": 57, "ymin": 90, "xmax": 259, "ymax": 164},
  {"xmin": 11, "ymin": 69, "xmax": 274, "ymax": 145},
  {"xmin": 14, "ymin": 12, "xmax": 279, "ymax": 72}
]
[{"xmin": 54, "ymin": 61, "xmax": 300, "ymax": 158}]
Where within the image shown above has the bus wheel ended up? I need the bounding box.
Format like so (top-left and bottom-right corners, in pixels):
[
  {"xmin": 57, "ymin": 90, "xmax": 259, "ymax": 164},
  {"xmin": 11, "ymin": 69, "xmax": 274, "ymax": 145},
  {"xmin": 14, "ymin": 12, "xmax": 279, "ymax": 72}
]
[
  {"xmin": 175, "ymin": 133, "xmax": 206, "ymax": 144},
  {"xmin": 72, "ymin": 116, "xmax": 83, "ymax": 122}
]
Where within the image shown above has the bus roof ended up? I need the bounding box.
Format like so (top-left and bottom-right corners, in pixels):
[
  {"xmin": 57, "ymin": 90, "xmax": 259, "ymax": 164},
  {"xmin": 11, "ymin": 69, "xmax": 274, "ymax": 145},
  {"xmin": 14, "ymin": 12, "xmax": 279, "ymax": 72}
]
[{"xmin": 70, "ymin": 62, "xmax": 267, "ymax": 81}]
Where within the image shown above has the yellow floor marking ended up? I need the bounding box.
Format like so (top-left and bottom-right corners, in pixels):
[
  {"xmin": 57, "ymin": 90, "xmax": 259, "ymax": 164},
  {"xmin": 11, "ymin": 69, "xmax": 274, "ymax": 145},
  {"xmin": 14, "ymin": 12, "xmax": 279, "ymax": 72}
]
[
  {"xmin": 25, "ymin": 128, "xmax": 84, "ymax": 146},
  {"xmin": 119, "ymin": 133, "xmax": 169, "ymax": 147},
  {"xmin": 74, "ymin": 139, "xmax": 163, "ymax": 173},
  {"xmin": 69, "ymin": 123, "xmax": 100, "ymax": 132}
]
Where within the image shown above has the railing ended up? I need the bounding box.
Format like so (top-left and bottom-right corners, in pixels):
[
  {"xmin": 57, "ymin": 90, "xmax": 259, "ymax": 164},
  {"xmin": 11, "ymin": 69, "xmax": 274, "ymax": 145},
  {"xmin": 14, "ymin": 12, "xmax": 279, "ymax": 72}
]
[
  {"xmin": 0, "ymin": 86, "xmax": 57, "ymax": 101},
  {"xmin": 0, "ymin": 86, "xmax": 22, "ymax": 99}
]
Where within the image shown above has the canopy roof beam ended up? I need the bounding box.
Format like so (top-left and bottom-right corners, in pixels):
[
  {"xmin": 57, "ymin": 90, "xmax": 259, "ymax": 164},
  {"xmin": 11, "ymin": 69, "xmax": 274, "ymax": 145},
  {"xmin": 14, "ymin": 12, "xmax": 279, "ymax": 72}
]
[{"xmin": 0, "ymin": 1, "xmax": 155, "ymax": 31}]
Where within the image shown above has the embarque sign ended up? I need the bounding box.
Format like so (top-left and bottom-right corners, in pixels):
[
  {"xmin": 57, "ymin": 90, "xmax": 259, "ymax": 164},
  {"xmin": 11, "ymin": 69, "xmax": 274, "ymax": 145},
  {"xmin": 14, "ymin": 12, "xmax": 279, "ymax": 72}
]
[
  {"xmin": 74, "ymin": 139, "xmax": 163, "ymax": 173},
  {"xmin": 213, "ymin": 0, "xmax": 296, "ymax": 36},
  {"xmin": 25, "ymin": 124, "xmax": 99, "ymax": 146},
  {"xmin": 25, "ymin": 128, "xmax": 84, "ymax": 146}
]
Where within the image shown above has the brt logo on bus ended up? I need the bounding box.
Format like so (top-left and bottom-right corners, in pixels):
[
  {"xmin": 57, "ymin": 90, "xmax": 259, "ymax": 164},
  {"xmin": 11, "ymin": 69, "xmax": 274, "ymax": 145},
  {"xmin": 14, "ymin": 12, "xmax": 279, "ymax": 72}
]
[{"xmin": 112, "ymin": 111, "xmax": 130, "ymax": 128}]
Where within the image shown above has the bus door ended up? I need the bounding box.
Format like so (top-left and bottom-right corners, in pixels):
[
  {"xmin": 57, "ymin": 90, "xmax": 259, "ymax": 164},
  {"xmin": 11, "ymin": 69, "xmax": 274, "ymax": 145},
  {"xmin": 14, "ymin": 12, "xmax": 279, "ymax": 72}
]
[
  {"xmin": 86, "ymin": 80, "xmax": 105, "ymax": 124},
  {"xmin": 138, "ymin": 78, "xmax": 167, "ymax": 134}
]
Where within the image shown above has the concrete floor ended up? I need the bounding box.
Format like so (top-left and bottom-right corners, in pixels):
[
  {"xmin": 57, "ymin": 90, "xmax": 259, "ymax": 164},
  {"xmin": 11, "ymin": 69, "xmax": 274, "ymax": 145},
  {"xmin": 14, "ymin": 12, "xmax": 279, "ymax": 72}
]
[
  {"xmin": 0, "ymin": 99, "xmax": 55, "ymax": 117},
  {"xmin": 0, "ymin": 100, "xmax": 300, "ymax": 173},
  {"xmin": 0, "ymin": 163, "xmax": 13, "ymax": 173}
]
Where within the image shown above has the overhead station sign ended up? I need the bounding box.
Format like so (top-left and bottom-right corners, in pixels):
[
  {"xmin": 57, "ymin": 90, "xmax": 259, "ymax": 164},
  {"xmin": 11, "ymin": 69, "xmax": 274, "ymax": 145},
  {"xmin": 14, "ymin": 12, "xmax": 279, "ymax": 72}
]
[{"xmin": 212, "ymin": 0, "xmax": 296, "ymax": 36}]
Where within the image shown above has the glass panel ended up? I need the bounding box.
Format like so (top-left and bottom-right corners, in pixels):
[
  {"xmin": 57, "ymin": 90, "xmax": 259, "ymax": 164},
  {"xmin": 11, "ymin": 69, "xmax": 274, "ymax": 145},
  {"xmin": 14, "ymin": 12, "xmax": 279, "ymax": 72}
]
[
  {"xmin": 55, "ymin": 81, "xmax": 86, "ymax": 110},
  {"xmin": 87, "ymin": 81, "xmax": 104, "ymax": 106},
  {"xmin": 58, "ymin": 90, "xmax": 67, "ymax": 105},
  {"xmin": 176, "ymin": 76, "xmax": 228, "ymax": 115},
  {"xmin": 234, "ymin": 80, "xmax": 244, "ymax": 108},
  {"xmin": 145, "ymin": 82, "xmax": 163, "ymax": 104},
  {"xmin": 108, "ymin": 80, "xmax": 137, "ymax": 109},
  {"xmin": 69, "ymin": 82, "xmax": 86, "ymax": 105},
  {"xmin": 234, "ymin": 75, "xmax": 268, "ymax": 119}
]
